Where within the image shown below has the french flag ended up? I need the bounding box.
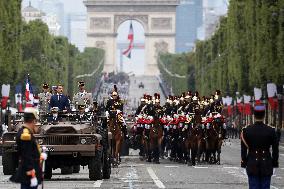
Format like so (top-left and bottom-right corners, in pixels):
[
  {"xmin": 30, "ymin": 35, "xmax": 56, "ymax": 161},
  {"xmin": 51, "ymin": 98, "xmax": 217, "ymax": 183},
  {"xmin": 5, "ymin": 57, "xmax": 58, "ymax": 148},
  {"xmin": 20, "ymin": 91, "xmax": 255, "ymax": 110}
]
[
  {"xmin": 25, "ymin": 75, "xmax": 34, "ymax": 107},
  {"xmin": 123, "ymin": 22, "xmax": 134, "ymax": 59}
]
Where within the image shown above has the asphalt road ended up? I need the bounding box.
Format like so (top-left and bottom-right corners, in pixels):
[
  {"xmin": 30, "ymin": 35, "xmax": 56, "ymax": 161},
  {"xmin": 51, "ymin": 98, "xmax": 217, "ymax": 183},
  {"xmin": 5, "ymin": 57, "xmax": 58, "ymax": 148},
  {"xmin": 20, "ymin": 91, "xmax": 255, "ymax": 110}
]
[{"xmin": 1, "ymin": 139, "xmax": 283, "ymax": 189}]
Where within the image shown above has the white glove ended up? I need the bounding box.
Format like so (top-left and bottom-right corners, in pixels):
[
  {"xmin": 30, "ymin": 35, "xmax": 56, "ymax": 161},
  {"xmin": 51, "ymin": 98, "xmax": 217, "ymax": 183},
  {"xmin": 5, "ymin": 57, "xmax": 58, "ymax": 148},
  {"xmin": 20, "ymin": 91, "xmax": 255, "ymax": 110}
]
[
  {"xmin": 117, "ymin": 110, "xmax": 121, "ymax": 114},
  {"xmin": 41, "ymin": 152, "xmax": 48, "ymax": 161},
  {"xmin": 30, "ymin": 177, "xmax": 38, "ymax": 187},
  {"xmin": 105, "ymin": 111, "xmax": 109, "ymax": 117}
]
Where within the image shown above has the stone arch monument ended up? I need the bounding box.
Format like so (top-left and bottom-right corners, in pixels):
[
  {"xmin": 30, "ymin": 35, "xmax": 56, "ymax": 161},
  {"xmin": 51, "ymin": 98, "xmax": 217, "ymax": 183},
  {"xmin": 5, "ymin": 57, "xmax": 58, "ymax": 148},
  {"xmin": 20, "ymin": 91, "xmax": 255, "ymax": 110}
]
[{"xmin": 84, "ymin": 0, "xmax": 180, "ymax": 75}]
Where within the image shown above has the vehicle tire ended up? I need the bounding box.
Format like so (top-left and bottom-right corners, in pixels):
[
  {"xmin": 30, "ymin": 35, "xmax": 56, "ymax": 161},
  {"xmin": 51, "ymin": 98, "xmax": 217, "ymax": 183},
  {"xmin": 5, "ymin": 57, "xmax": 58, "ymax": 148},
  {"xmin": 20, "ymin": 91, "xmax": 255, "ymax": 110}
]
[
  {"xmin": 89, "ymin": 150, "xmax": 102, "ymax": 181},
  {"xmin": 44, "ymin": 161, "xmax": 52, "ymax": 179},
  {"xmin": 2, "ymin": 151, "xmax": 16, "ymax": 175},
  {"xmin": 73, "ymin": 165, "xmax": 80, "ymax": 173},
  {"xmin": 61, "ymin": 166, "xmax": 73, "ymax": 175},
  {"xmin": 102, "ymin": 153, "xmax": 111, "ymax": 179}
]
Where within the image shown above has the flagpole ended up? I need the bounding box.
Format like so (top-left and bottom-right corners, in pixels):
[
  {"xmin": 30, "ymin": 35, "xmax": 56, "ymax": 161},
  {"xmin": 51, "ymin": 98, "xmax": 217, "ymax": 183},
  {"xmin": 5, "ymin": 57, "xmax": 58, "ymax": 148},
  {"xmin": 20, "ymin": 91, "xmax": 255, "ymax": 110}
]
[{"xmin": 120, "ymin": 49, "xmax": 123, "ymax": 73}]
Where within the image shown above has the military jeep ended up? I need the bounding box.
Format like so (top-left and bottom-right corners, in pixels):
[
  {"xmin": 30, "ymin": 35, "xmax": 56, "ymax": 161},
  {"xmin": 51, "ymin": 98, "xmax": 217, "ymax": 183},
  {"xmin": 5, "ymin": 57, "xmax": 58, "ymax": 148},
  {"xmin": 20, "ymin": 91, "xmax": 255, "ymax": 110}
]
[{"xmin": 1, "ymin": 112, "xmax": 112, "ymax": 181}]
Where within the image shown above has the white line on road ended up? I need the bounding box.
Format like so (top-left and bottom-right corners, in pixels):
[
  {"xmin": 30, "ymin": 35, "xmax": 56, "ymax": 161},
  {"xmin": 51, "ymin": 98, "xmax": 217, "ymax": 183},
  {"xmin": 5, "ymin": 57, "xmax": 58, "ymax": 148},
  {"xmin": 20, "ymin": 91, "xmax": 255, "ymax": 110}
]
[
  {"xmin": 223, "ymin": 167, "xmax": 239, "ymax": 169},
  {"xmin": 147, "ymin": 167, "xmax": 166, "ymax": 189},
  {"xmin": 193, "ymin": 166, "xmax": 208, "ymax": 169},
  {"xmin": 164, "ymin": 166, "xmax": 179, "ymax": 168},
  {"xmin": 271, "ymin": 186, "xmax": 279, "ymax": 189},
  {"xmin": 93, "ymin": 180, "xmax": 103, "ymax": 188},
  {"xmin": 279, "ymin": 145, "xmax": 284, "ymax": 149},
  {"xmin": 280, "ymin": 154, "xmax": 284, "ymax": 157}
]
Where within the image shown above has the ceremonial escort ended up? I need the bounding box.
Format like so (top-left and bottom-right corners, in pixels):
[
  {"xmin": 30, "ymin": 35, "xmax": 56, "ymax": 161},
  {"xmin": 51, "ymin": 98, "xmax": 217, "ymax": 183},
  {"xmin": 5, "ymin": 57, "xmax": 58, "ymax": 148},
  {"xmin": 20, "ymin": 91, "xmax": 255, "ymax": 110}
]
[{"xmin": 0, "ymin": 0, "xmax": 283, "ymax": 188}]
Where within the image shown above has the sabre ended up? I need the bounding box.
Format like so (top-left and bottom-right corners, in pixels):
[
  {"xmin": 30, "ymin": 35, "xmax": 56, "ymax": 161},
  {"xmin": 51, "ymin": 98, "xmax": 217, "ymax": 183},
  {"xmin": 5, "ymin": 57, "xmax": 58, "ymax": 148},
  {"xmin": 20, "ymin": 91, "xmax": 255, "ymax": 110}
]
[{"xmin": 41, "ymin": 146, "xmax": 47, "ymax": 189}]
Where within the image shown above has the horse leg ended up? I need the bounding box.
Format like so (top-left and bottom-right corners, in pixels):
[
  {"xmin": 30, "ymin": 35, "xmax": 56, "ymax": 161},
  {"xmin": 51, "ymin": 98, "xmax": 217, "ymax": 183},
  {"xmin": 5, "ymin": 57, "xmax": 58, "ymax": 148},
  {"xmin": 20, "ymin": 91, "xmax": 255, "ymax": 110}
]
[{"xmin": 191, "ymin": 147, "xmax": 197, "ymax": 166}]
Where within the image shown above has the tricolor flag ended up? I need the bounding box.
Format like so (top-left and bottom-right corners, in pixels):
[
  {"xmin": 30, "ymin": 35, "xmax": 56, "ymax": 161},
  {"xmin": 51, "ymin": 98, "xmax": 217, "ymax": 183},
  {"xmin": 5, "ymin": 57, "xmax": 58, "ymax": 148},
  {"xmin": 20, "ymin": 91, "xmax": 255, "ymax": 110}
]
[
  {"xmin": 1, "ymin": 84, "xmax": 10, "ymax": 109},
  {"xmin": 25, "ymin": 75, "xmax": 34, "ymax": 107},
  {"xmin": 15, "ymin": 84, "xmax": 23, "ymax": 111},
  {"xmin": 123, "ymin": 22, "xmax": 134, "ymax": 59}
]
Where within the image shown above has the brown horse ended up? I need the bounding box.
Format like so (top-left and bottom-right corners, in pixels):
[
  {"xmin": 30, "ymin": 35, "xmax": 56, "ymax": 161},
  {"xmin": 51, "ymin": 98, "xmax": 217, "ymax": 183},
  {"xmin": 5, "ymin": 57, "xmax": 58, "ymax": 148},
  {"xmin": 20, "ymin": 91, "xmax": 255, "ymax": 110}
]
[
  {"xmin": 108, "ymin": 110, "xmax": 123, "ymax": 166},
  {"xmin": 186, "ymin": 112, "xmax": 203, "ymax": 166},
  {"xmin": 206, "ymin": 120, "xmax": 223, "ymax": 164},
  {"xmin": 143, "ymin": 116, "xmax": 163, "ymax": 163}
]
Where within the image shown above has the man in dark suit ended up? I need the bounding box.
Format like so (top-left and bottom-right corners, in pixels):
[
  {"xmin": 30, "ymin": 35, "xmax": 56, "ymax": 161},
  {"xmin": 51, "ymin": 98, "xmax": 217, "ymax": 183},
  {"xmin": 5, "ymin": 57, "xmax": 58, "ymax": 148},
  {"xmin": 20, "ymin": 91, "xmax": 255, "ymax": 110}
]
[
  {"xmin": 241, "ymin": 104, "xmax": 279, "ymax": 189},
  {"xmin": 49, "ymin": 84, "xmax": 70, "ymax": 112}
]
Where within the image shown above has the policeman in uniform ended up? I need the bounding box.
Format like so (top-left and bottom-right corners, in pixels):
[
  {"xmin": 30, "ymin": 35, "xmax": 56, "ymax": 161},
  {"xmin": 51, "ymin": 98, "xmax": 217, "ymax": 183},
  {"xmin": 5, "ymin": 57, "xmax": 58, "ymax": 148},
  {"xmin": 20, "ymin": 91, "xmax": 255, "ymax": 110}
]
[
  {"xmin": 106, "ymin": 85, "xmax": 128, "ymax": 139},
  {"xmin": 73, "ymin": 81, "xmax": 93, "ymax": 111},
  {"xmin": 38, "ymin": 83, "xmax": 52, "ymax": 113},
  {"xmin": 10, "ymin": 107, "xmax": 47, "ymax": 189},
  {"xmin": 241, "ymin": 104, "xmax": 279, "ymax": 189}
]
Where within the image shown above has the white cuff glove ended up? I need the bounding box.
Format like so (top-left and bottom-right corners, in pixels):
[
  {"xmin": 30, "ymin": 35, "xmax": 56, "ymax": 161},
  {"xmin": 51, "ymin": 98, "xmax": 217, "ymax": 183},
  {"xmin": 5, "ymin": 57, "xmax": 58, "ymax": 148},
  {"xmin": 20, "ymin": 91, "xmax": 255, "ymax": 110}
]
[
  {"xmin": 105, "ymin": 111, "xmax": 109, "ymax": 117},
  {"xmin": 117, "ymin": 110, "xmax": 121, "ymax": 114},
  {"xmin": 30, "ymin": 177, "xmax": 38, "ymax": 187},
  {"xmin": 41, "ymin": 152, "xmax": 48, "ymax": 161}
]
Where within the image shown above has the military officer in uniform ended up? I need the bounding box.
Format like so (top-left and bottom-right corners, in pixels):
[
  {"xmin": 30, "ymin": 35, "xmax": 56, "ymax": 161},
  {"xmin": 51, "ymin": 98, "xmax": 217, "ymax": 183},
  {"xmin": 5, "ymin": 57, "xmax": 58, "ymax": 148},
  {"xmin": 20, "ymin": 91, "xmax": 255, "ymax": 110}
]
[
  {"xmin": 73, "ymin": 81, "xmax": 93, "ymax": 111},
  {"xmin": 241, "ymin": 104, "xmax": 279, "ymax": 189},
  {"xmin": 38, "ymin": 83, "xmax": 52, "ymax": 113},
  {"xmin": 10, "ymin": 107, "xmax": 47, "ymax": 189},
  {"xmin": 106, "ymin": 85, "xmax": 128, "ymax": 139}
]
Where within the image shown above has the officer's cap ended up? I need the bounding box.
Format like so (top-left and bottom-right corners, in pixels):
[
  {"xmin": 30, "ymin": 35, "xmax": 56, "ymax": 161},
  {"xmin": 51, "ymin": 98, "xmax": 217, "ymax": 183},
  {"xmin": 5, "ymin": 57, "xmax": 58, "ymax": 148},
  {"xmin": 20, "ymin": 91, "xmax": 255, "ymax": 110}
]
[
  {"xmin": 254, "ymin": 104, "xmax": 265, "ymax": 118},
  {"xmin": 24, "ymin": 107, "xmax": 39, "ymax": 120},
  {"xmin": 42, "ymin": 83, "xmax": 49, "ymax": 89},
  {"xmin": 78, "ymin": 81, "xmax": 85, "ymax": 87}
]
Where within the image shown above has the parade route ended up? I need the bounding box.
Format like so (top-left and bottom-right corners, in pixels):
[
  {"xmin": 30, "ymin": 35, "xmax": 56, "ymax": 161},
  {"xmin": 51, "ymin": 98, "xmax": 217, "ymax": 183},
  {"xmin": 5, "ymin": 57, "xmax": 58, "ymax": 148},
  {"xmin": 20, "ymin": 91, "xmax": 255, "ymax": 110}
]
[{"xmin": 1, "ymin": 139, "xmax": 283, "ymax": 189}]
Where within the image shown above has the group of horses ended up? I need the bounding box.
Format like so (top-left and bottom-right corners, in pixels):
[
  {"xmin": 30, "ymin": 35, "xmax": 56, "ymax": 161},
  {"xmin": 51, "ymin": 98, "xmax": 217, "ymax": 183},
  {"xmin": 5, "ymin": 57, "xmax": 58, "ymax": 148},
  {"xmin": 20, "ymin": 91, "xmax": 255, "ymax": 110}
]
[
  {"xmin": 131, "ymin": 111, "xmax": 226, "ymax": 166},
  {"xmin": 103, "ymin": 104, "xmax": 226, "ymax": 167}
]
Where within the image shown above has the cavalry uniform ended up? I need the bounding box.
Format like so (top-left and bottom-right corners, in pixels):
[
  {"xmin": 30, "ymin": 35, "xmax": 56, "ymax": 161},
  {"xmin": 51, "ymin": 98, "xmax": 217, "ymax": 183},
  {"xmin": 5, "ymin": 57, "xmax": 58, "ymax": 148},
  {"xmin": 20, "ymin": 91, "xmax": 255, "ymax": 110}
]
[{"xmin": 106, "ymin": 85, "xmax": 127, "ymax": 139}]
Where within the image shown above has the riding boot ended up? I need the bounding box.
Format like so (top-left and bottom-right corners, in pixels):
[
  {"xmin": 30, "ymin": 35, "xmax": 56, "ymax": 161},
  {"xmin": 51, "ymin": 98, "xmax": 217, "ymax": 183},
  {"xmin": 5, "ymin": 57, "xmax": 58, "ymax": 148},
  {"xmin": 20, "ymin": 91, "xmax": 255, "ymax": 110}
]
[{"xmin": 222, "ymin": 129, "xmax": 227, "ymax": 139}]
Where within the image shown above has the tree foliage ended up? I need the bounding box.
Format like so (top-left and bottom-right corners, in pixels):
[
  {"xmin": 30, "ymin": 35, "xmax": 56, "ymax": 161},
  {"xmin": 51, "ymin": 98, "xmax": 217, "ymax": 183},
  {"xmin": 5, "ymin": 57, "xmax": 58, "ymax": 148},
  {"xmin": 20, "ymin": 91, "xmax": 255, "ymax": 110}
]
[
  {"xmin": 159, "ymin": 0, "xmax": 284, "ymax": 96},
  {"xmin": 0, "ymin": 1, "xmax": 104, "ymax": 98}
]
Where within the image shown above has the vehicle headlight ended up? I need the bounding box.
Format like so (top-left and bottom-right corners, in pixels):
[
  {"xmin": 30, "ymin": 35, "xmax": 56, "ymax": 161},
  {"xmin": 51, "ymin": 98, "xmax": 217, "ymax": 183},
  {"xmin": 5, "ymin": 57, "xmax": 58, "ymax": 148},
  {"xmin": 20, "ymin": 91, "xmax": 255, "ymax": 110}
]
[
  {"xmin": 38, "ymin": 139, "xmax": 44, "ymax": 145},
  {"xmin": 80, "ymin": 138, "xmax": 87, "ymax": 145}
]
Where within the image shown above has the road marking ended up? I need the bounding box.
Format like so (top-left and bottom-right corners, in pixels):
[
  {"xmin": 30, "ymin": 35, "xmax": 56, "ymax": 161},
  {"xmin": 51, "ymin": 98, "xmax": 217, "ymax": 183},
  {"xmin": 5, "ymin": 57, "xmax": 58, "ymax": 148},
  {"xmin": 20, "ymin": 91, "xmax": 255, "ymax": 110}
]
[
  {"xmin": 279, "ymin": 145, "xmax": 284, "ymax": 149},
  {"xmin": 93, "ymin": 180, "xmax": 103, "ymax": 188},
  {"xmin": 193, "ymin": 166, "xmax": 208, "ymax": 169},
  {"xmin": 271, "ymin": 186, "xmax": 279, "ymax": 189},
  {"xmin": 223, "ymin": 166, "xmax": 239, "ymax": 169},
  {"xmin": 147, "ymin": 167, "xmax": 165, "ymax": 189},
  {"xmin": 279, "ymin": 154, "xmax": 284, "ymax": 157},
  {"xmin": 164, "ymin": 166, "xmax": 179, "ymax": 168}
]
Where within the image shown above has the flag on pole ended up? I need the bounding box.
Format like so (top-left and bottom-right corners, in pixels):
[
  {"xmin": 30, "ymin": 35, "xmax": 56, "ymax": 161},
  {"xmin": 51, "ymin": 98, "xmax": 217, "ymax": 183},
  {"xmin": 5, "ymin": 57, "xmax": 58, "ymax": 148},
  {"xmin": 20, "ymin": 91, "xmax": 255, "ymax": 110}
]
[
  {"xmin": 25, "ymin": 75, "xmax": 34, "ymax": 107},
  {"xmin": 122, "ymin": 22, "xmax": 134, "ymax": 59},
  {"xmin": 15, "ymin": 84, "xmax": 23, "ymax": 112},
  {"xmin": 1, "ymin": 84, "xmax": 10, "ymax": 109},
  {"xmin": 267, "ymin": 83, "xmax": 278, "ymax": 110},
  {"xmin": 254, "ymin": 87, "xmax": 262, "ymax": 105}
]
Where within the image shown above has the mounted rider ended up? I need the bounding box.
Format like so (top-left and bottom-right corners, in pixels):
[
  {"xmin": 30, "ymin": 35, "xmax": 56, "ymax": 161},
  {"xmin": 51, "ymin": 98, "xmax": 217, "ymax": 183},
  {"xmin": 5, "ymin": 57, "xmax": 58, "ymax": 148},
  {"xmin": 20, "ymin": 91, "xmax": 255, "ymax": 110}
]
[{"xmin": 105, "ymin": 85, "xmax": 128, "ymax": 139}]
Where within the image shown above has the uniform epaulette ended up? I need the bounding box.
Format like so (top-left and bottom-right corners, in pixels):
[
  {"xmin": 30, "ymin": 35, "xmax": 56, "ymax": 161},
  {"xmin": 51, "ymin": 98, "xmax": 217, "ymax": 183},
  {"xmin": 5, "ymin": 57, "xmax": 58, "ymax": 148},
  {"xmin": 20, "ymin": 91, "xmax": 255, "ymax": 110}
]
[
  {"xmin": 20, "ymin": 128, "xmax": 31, "ymax": 141},
  {"xmin": 267, "ymin": 124, "xmax": 275, "ymax": 128},
  {"xmin": 241, "ymin": 125, "xmax": 249, "ymax": 132}
]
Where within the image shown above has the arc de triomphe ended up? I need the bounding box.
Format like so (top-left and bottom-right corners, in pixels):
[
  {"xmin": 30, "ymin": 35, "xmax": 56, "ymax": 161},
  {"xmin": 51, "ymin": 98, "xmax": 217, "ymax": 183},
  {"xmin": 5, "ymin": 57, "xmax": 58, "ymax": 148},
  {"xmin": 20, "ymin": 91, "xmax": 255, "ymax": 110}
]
[{"xmin": 83, "ymin": 0, "xmax": 179, "ymax": 75}]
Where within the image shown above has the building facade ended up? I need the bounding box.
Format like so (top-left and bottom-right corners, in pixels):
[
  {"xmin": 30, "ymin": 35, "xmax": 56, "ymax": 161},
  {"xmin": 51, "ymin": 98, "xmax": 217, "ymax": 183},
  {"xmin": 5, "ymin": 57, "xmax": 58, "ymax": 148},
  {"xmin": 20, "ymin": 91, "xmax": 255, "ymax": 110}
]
[
  {"xmin": 22, "ymin": 2, "xmax": 44, "ymax": 23},
  {"xmin": 175, "ymin": 0, "xmax": 203, "ymax": 53},
  {"xmin": 67, "ymin": 13, "xmax": 87, "ymax": 52}
]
